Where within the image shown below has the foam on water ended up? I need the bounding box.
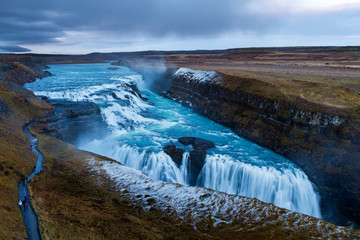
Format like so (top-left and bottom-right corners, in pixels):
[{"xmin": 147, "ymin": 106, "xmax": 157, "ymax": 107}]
[{"xmin": 25, "ymin": 63, "xmax": 322, "ymax": 218}]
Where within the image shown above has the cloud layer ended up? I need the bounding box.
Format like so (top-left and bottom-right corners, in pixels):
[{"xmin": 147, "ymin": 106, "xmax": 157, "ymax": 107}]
[
  {"xmin": 0, "ymin": 0, "xmax": 271, "ymax": 45},
  {"xmin": 1, "ymin": 0, "xmax": 360, "ymax": 53}
]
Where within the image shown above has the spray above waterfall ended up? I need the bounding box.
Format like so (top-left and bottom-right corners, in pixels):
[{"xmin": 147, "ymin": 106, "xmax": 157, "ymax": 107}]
[
  {"xmin": 116, "ymin": 58, "xmax": 176, "ymax": 93},
  {"xmin": 25, "ymin": 62, "xmax": 322, "ymax": 218}
]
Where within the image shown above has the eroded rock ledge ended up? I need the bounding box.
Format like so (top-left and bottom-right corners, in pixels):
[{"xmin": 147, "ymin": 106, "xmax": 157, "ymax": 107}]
[{"xmin": 167, "ymin": 67, "xmax": 360, "ymax": 226}]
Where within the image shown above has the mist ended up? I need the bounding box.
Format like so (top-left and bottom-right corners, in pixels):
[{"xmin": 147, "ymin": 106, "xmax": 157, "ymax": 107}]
[{"xmin": 113, "ymin": 58, "xmax": 176, "ymax": 94}]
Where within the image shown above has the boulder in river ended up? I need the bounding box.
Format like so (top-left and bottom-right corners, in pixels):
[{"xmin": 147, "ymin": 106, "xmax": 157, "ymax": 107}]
[
  {"xmin": 178, "ymin": 137, "xmax": 215, "ymax": 150},
  {"xmin": 164, "ymin": 137, "xmax": 215, "ymax": 186},
  {"xmin": 188, "ymin": 149, "xmax": 207, "ymax": 185}
]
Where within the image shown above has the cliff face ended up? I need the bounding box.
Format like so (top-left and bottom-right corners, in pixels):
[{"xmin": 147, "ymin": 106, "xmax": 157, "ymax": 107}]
[
  {"xmin": 167, "ymin": 68, "xmax": 360, "ymax": 226},
  {"xmin": 35, "ymin": 99, "xmax": 108, "ymax": 145}
]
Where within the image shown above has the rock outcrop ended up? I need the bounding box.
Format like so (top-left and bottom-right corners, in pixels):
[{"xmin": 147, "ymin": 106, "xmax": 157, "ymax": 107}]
[
  {"xmin": 178, "ymin": 137, "xmax": 215, "ymax": 150},
  {"xmin": 164, "ymin": 137, "xmax": 215, "ymax": 185},
  {"xmin": 167, "ymin": 68, "xmax": 360, "ymax": 226},
  {"xmin": 163, "ymin": 143, "xmax": 185, "ymax": 167}
]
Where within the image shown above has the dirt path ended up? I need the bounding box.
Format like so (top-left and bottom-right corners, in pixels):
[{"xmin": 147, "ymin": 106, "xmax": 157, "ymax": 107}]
[{"xmin": 17, "ymin": 122, "xmax": 43, "ymax": 240}]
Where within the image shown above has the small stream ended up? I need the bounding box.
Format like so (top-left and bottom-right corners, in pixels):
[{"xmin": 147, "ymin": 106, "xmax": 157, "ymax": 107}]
[{"xmin": 17, "ymin": 121, "xmax": 42, "ymax": 240}]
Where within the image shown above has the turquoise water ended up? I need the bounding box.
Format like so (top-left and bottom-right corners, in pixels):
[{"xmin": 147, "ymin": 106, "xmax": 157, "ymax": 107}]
[{"xmin": 25, "ymin": 62, "xmax": 321, "ymax": 217}]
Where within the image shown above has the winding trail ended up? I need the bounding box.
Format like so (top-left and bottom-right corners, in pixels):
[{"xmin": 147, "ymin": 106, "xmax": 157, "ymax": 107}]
[{"xmin": 17, "ymin": 121, "xmax": 43, "ymax": 240}]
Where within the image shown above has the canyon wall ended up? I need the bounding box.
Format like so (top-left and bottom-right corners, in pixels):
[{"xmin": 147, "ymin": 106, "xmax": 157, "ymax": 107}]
[{"xmin": 167, "ymin": 68, "xmax": 360, "ymax": 226}]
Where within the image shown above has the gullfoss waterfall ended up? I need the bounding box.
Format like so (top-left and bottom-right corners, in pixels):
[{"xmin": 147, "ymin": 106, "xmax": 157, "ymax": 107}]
[{"xmin": 25, "ymin": 63, "xmax": 321, "ymax": 218}]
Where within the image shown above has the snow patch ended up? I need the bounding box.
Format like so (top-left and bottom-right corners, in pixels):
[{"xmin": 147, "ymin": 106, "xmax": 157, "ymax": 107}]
[
  {"xmin": 87, "ymin": 159, "xmax": 356, "ymax": 238},
  {"xmin": 174, "ymin": 68, "xmax": 221, "ymax": 83}
]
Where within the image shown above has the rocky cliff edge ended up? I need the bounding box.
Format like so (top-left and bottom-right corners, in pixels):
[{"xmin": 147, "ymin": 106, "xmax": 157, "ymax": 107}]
[{"xmin": 167, "ymin": 67, "xmax": 360, "ymax": 226}]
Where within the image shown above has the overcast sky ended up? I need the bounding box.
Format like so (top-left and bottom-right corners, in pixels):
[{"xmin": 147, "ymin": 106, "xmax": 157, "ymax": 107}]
[{"xmin": 1, "ymin": 0, "xmax": 360, "ymax": 54}]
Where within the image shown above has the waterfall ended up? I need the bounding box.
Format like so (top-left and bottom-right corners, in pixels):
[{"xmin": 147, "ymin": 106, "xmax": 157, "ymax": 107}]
[
  {"xmin": 25, "ymin": 63, "xmax": 322, "ymax": 219},
  {"xmin": 180, "ymin": 152, "xmax": 190, "ymax": 184},
  {"xmin": 196, "ymin": 154, "xmax": 321, "ymax": 218},
  {"xmin": 85, "ymin": 135, "xmax": 321, "ymax": 218},
  {"xmin": 81, "ymin": 141, "xmax": 186, "ymax": 184}
]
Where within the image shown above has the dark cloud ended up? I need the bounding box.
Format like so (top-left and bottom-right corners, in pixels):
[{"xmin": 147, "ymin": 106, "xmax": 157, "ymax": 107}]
[
  {"xmin": 0, "ymin": 18, "xmax": 62, "ymax": 44},
  {"xmin": 0, "ymin": 45, "xmax": 31, "ymax": 52},
  {"xmin": 0, "ymin": 0, "xmax": 273, "ymax": 46},
  {"xmin": 1, "ymin": 0, "xmax": 358, "ymax": 50}
]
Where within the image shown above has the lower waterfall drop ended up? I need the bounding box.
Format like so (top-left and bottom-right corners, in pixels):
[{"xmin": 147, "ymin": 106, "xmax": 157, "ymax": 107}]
[{"xmin": 196, "ymin": 154, "xmax": 321, "ymax": 218}]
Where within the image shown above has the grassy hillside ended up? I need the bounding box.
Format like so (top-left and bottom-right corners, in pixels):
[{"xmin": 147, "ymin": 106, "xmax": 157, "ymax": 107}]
[{"xmin": 0, "ymin": 78, "xmax": 52, "ymax": 239}]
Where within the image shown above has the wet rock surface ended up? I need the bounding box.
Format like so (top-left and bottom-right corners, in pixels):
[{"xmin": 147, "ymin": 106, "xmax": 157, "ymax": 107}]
[
  {"xmin": 163, "ymin": 144, "xmax": 184, "ymax": 167},
  {"xmin": 178, "ymin": 137, "xmax": 215, "ymax": 150},
  {"xmin": 164, "ymin": 137, "xmax": 215, "ymax": 185},
  {"xmin": 126, "ymin": 83, "xmax": 149, "ymax": 101},
  {"xmin": 188, "ymin": 150, "xmax": 207, "ymax": 185},
  {"xmin": 108, "ymin": 67, "xmax": 119, "ymax": 70}
]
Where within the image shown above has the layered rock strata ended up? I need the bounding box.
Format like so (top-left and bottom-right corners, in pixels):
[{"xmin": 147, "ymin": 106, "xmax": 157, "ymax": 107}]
[{"xmin": 35, "ymin": 99, "xmax": 108, "ymax": 145}]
